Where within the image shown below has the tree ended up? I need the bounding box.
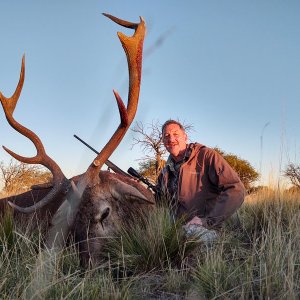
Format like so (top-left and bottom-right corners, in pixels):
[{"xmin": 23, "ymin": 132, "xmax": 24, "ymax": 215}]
[
  {"xmin": 137, "ymin": 159, "xmax": 166, "ymax": 183},
  {"xmin": 0, "ymin": 159, "xmax": 52, "ymax": 196},
  {"xmin": 284, "ymin": 163, "xmax": 300, "ymax": 189},
  {"xmin": 132, "ymin": 120, "xmax": 193, "ymax": 181},
  {"xmin": 132, "ymin": 120, "xmax": 166, "ymax": 179},
  {"xmin": 214, "ymin": 148, "xmax": 259, "ymax": 191}
]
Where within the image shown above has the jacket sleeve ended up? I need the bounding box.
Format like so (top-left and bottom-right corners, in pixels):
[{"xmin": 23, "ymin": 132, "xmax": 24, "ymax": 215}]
[
  {"xmin": 204, "ymin": 150, "xmax": 245, "ymax": 227},
  {"xmin": 155, "ymin": 170, "xmax": 168, "ymax": 204}
]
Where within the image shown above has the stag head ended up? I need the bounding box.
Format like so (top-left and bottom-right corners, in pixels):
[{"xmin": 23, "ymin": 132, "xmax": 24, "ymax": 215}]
[
  {"xmin": 0, "ymin": 14, "xmax": 154, "ymax": 266},
  {"xmin": 74, "ymin": 171, "xmax": 154, "ymax": 266}
]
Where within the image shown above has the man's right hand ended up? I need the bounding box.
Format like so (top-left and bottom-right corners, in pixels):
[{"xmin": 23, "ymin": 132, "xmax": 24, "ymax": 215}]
[
  {"xmin": 182, "ymin": 222, "xmax": 218, "ymax": 245},
  {"xmin": 186, "ymin": 216, "xmax": 203, "ymax": 226}
]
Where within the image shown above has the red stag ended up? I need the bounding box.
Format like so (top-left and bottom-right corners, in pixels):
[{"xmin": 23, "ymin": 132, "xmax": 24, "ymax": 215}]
[{"xmin": 0, "ymin": 13, "xmax": 155, "ymax": 266}]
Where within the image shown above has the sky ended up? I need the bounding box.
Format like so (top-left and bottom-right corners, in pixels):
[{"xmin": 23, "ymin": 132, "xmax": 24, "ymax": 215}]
[{"xmin": 0, "ymin": 0, "xmax": 299, "ymax": 186}]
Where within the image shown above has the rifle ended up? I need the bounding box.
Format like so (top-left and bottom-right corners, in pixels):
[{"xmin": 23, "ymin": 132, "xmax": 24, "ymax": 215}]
[
  {"xmin": 74, "ymin": 134, "xmax": 158, "ymax": 193},
  {"xmin": 127, "ymin": 167, "xmax": 157, "ymax": 193}
]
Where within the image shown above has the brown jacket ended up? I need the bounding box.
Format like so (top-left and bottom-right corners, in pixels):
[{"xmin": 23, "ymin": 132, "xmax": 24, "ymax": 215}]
[{"xmin": 157, "ymin": 143, "xmax": 245, "ymax": 227}]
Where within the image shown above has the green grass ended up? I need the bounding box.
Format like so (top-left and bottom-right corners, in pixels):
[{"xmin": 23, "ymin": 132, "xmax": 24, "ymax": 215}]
[{"xmin": 0, "ymin": 188, "xmax": 299, "ymax": 299}]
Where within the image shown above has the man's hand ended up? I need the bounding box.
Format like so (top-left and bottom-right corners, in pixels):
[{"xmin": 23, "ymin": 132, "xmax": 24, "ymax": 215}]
[
  {"xmin": 183, "ymin": 217, "xmax": 218, "ymax": 244},
  {"xmin": 186, "ymin": 216, "xmax": 203, "ymax": 226}
]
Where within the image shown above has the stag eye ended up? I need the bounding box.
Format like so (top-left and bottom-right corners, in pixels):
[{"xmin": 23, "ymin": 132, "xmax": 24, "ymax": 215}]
[{"xmin": 99, "ymin": 207, "xmax": 110, "ymax": 229}]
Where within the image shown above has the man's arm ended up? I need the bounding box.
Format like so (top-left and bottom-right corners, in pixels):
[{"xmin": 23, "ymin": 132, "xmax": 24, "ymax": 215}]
[{"xmin": 204, "ymin": 149, "xmax": 245, "ymax": 227}]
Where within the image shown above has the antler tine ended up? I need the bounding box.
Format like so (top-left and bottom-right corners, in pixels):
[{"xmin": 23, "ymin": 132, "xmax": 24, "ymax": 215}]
[
  {"xmin": 85, "ymin": 14, "xmax": 146, "ymax": 181},
  {"xmin": 102, "ymin": 13, "xmax": 140, "ymax": 29},
  {"xmin": 0, "ymin": 56, "xmax": 25, "ymax": 116},
  {"xmin": 0, "ymin": 56, "xmax": 70, "ymax": 213}
]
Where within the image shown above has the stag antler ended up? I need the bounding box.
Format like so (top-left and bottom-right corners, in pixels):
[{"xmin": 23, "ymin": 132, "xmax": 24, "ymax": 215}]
[
  {"xmin": 1, "ymin": 14, "xmax": 146, "ymax": 220},
  {"xmin": 0, "ymin": 56, "xmax": 71, "ymax": 213}
]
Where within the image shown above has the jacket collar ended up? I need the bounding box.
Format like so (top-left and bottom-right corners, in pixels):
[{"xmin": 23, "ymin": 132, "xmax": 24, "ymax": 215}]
[
  {"xmin": 165, "ymin": 143, "xmax": 206, "ymax": 171},
  {"xmin": 166, "ymin": 143, "xmax": 194, "ymax": 172}
]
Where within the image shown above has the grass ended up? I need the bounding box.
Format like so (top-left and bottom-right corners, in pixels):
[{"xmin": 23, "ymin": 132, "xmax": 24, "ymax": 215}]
[
  {"xmin": 101, "ymin": 206, "xmax": 198, "ymax": 275},
  {"xmin": 0, "ymin": 188, "xmax": 299, "ymax": 299}
]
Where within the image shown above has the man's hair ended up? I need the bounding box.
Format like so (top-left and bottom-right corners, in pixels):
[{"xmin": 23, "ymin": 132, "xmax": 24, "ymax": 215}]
[{"xmin": 161, "ymin": 119, "xmax": 185, "ymax": 134}]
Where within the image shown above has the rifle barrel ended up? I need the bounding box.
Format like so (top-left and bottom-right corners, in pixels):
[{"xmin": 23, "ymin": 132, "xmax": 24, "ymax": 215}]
[{"xmin": 73, "ymin": 134, "xmax": 131, "ymax": 178}]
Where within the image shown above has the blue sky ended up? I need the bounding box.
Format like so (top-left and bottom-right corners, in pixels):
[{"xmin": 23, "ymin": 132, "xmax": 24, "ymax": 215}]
[{"xmin": 0, "ymin": 0, "xmax": 299, "ymax": 185}]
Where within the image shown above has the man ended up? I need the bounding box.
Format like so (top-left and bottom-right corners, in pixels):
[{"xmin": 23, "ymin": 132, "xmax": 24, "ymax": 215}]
[{"xmin": 157, "ymin": 120, "xmax": 245, "ymax": 233}]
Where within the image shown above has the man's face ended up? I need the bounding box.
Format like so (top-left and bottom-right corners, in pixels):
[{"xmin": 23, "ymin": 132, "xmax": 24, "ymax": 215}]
[{"xmin": 163, "ymin": 123, "xmax": 187, "ymax": 159}]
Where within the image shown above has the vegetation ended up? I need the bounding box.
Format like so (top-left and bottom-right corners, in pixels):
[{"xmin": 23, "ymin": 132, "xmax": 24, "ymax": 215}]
[
  {"xmin": 0, "ymin": 188, "xmax": 299, "ymax": 299},
  {"xmin": 0, "ymin": 159, "xmax": 52, "ymax": 196},
  {"xmin": 131, "ymin": 120, "xmax": 167, "ymax": 181},
  {"xmin": 284, "ymin": 163, "xmax": 300, "ymax": 189},
  {"xmin": 137, "ymin": 158, "xmax": 166, "ymax": 183}
]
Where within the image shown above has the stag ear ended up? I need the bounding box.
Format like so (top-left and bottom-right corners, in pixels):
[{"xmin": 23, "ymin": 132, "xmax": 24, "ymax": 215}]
[{"xmin": 109, "ymin": 179, "xmax": 152, "ymax": 204}]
